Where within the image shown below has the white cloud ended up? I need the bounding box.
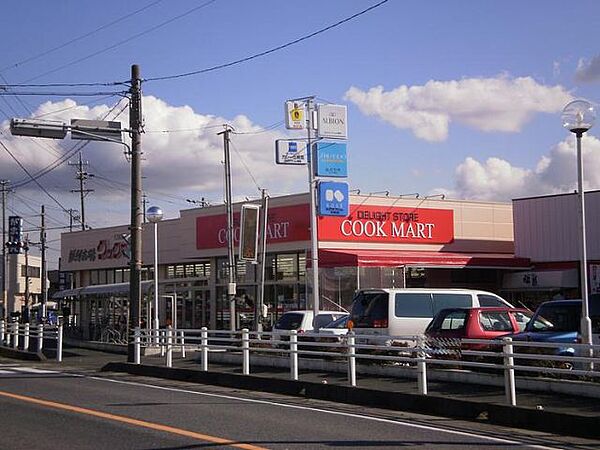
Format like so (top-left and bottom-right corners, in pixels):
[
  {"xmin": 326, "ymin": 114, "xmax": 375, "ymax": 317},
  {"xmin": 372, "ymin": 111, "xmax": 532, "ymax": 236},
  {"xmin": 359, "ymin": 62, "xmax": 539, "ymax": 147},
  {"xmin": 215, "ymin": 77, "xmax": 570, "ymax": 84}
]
[
  {"xmin": 440, "ymin": 134, "xmax": 600, "ymax": 201},
  {"xmin": 345, "ymin": 75, "xmax": 572, "ymax": 142},
  {"xmin": 0, "ymin": 96, "xmax": 305, "ymax": 228},
  {"xmin": 575, "ymin": 55, "xmax": 600, "ymax": 83}
]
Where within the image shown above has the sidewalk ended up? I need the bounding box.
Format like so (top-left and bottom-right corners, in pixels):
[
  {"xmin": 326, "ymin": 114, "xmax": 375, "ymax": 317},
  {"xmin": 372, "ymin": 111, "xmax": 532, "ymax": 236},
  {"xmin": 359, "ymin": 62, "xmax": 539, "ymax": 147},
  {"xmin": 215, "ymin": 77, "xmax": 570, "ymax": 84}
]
[{"xmin": 102, "ymin": 350, "xmax": 600, "ymax": 440}]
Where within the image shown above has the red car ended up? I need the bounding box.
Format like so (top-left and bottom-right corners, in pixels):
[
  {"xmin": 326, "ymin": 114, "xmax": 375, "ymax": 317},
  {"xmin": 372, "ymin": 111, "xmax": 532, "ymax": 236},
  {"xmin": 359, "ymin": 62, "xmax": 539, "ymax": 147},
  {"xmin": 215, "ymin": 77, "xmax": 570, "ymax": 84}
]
[{"xmin": 425, "ymin": 307, "xmax": 533, "ymax": 341}]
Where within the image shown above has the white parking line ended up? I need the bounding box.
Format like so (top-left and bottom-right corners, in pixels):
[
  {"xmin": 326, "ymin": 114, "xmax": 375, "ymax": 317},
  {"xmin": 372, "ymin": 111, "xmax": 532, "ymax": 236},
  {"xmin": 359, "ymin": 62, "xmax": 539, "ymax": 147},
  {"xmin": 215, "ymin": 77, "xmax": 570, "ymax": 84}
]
[{"xmin": 88, "ymin": 375, "xmax": 562, "ymax": 450}]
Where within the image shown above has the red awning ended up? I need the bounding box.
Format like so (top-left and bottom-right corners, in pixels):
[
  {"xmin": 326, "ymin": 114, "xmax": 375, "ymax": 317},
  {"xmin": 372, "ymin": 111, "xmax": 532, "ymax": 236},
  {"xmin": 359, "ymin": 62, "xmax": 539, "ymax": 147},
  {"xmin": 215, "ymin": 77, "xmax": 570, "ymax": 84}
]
[{"xmin": 318, "ymin": 249, "xmax": 531, "ymax": 269}]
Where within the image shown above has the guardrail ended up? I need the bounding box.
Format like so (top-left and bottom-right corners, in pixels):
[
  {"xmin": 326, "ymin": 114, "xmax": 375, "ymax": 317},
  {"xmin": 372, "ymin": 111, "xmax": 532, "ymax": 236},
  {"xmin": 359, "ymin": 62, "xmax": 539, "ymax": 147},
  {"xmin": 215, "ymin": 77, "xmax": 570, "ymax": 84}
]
[
  {"xmin": 133, "ymin": 327, "xmax": 600, "ymax": 406},
  {"xmin": 0, "ymin": 320, "xmax": 63, "ymax": 362}
]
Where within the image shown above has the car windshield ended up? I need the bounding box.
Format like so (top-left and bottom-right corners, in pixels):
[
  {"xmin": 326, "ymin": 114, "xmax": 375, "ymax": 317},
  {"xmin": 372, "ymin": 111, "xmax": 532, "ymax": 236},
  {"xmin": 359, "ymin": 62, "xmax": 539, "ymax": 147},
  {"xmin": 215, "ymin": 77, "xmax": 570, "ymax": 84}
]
[
  {"xmin": 274, "ymin": 313, "xmax": 304, "ymax": 330},
  {"xmin": 350, "ymin": 291, "xmax": 388, "ymax": 327},
  {"xmin": 527, "ymin": 303, "xmax": 580, "ymax": 332}
]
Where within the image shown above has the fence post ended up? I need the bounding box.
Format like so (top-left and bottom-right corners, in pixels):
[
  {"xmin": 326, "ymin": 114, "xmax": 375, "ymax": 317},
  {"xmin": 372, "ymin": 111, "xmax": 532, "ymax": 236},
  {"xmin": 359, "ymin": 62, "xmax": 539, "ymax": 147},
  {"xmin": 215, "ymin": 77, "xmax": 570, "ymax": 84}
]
[
  {"xmin": 166, "ymin": 326, "xmax": 173, "ymax": 368},
  {"xmin": 290, "ymin": 330, "xmax": 298, "ymax": 381},
  {"xmin": 242, "ymin": 328, "xmax": 250, "ymax": 375},
  {"xmin": 56, "ymin": 321, "xmax": 63, "ymax": 363},
  {"xmin": 180, "ymin": 331, "xmax": 186, "ymax": 358},
  {"xmin": 503, "ymin": 337, "xmax": 516, "ymax": 406},
  {"xmin": 37, "ymin": 324, "xmax": 44, "ymax": 353},
  {"xmin": 0, "ymin": 320, "xmax": 4, "ymax": 346},
  {"xmin": 417, "ymin": 335, "xmax": 428, "ymax": 395},
  {"xmin": 134, "ymin": 327, "xmax": 141, "ymax": 364},
  {"xmin": 347, "ymin": 331, "xmax": 356, "ymax": 387},
  {"xmin": 200, "ymin": 327, "xmax": 208, "ymax": 371},
  {"xmin": 13, "ymin": 320, "xmax": 19, "ymax": 349},
  {"xmin": 23, "ymin": 323, "xmax": 30, "ymax": 351},
  {"xmin": 160, "ymin": 330, "xmax": 166, "ymax": 357}
]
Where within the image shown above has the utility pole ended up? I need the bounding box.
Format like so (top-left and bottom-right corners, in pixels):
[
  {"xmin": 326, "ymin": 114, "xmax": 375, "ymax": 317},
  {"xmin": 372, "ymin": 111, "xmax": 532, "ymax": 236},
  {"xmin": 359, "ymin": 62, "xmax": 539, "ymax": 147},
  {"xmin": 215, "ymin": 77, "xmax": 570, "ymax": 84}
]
[
  {"xmin": 1, "ymin": 180, "xmax": 8, "ymax": 321},
  {"xmin": 67, "ymin": 209, "xmax": 79, "ymax": 232},
  {"xmin": 23, "ymin": 235, "xmax": 29, "ymax": 323},
  {"xmin": 128, "ymin": 64, "xmax": 144, "ymax": 362},
  {"xmin": 69, "ymin": 152, "xmax": 94, "ymax": 231},
  {"xmin": 40, "ymin": 205, "xmax": 47, "ymax": 321},
  {"xmin": 218, "ymin": 125, "xmax": 236, "ymax": 331}
]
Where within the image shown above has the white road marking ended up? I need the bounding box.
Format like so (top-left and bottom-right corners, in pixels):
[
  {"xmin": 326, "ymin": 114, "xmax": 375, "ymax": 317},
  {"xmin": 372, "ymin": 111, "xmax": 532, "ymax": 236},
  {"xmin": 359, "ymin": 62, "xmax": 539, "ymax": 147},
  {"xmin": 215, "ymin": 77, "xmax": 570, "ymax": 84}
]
[
  {"xmin": 0, "ymin": 369, "xmax": 14, "ymax": 374},
  {"xmin": 10, "ymin": 367, "xmax": 59, "ymax": 374},
  {"xmin": 87, "ymin": 375, "xmax": 561, "ymax": 450}
]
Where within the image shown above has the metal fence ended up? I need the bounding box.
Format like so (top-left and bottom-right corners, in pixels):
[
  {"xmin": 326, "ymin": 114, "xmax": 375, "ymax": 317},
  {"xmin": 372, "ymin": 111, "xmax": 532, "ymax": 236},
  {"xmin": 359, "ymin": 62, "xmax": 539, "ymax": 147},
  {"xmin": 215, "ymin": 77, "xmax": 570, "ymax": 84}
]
[
  {"xmin": 133, "ymin": 327, "xmax": 600, "ymax": 406},
  {"xmin": 0, "ymin": 320, "xmax": 63, "ymax": 362}
]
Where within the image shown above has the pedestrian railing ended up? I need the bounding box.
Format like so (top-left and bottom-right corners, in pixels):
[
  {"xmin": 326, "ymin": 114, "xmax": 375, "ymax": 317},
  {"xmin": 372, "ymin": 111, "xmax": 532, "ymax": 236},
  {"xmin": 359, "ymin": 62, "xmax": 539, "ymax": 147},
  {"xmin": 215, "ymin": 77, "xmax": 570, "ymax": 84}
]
[
  {"xmin": 133, "ymin": 327, "xmax": 600, "ymax": 407},
  {"xmin": 0, "ymin": 320, "xmax": 63, "ymax": 362}
]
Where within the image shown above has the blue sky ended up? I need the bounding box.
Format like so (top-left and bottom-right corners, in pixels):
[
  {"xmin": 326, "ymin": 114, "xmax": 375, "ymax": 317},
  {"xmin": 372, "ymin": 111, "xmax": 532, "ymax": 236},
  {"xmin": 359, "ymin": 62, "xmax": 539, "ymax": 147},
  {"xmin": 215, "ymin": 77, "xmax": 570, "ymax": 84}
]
[{"xmin": 1, "ymin": 0, "xmax": 600, "ymax": 266}]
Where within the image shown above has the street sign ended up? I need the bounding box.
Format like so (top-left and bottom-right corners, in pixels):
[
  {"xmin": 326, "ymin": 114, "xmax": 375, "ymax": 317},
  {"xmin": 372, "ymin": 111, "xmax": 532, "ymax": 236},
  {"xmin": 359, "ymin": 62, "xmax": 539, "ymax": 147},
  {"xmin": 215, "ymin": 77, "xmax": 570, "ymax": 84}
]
[
  {"xmin": 71, "ymin": 119, "xmax": 123, "ymax": 142},
  {"xmin": 275, "ymin": 140, "xmax": 308, "ymax": 165},
  {"xmin": 314, "ymin": 142, "xmax": 347, "ymax": 177},
  {"xmin": 8, "ymin": 216, "xmax": 23, "ymax": 254},
  {"xmin": 284, "ymin": 101, "xmax": 306, "ymax": 130},
  {"xmin": 317, "ymin": 104, "xmax": 347, "ymax": 139},
  {"xmin": 318, "ymin": 181, "xmax": 349, "ymax": 216},
  {"xmin": 239, "ymin": 204, "xmax": 260, "ymax": 262}
]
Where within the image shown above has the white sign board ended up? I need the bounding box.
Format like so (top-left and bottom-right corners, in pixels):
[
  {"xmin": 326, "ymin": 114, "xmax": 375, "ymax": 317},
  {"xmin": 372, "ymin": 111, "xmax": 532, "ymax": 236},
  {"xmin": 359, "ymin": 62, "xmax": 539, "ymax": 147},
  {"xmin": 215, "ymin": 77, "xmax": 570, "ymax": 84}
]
[
  {"xmin": 275, "ymin": 140, "xmax": 308, "ymax": 165},
  {"xmin": 317, "ymin": 104, "xmax": 347, "ymax": 139},
  {"xmin": 285, "ymin": 101, "xmax": 306, "ymax": 130}
]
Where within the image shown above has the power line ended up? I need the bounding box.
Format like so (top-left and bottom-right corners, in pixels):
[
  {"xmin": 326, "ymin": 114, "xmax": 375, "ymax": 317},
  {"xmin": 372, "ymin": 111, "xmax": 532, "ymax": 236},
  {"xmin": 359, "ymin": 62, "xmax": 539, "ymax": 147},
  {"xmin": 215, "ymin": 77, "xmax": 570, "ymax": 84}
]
[
  {"xmin": 21, "ymin": 0, "xmax": 220, "ymax": 84},
  {"xmin": 145, "ymin": 0, "xmax": 389, "ymax": 82},
  {"xmin": 0, "ymin": 90, "xmax": 127, "ymax": 97},
  {"xmin": 0, "ymin": 138, "xmax": 82, "ymax": 225},
  {"xmin": 0, "ymin": 0, "xmax": 165, "ymax": 75}
]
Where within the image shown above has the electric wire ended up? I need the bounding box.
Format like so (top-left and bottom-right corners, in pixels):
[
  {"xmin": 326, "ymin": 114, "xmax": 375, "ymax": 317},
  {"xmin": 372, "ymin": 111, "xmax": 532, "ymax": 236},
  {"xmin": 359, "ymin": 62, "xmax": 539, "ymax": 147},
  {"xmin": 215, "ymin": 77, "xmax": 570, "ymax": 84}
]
[
  {"xmin": 21, "ymin": 0, "xmax": 220, "ymax": 84},
  {"xmin": 145, "ymin": 0, "xmax": 389, "ymax": 82},
  {"xmin": 11, "ymin": 97, "xmax": 128, "ymax": 188},
  {"xmin": 0, "ymin": 138, "xmax": 82, "ymax": 225},
  {"xmin": 0, "ymin": 0, "xmax": 165, "ymax": 75},
  {"xmin": 229, "ymin": 138, "xmax": 262, "ymax": 192},
  {"xmin": 0, "ymin": 90, "xmax": 127, "ymax": 97},
  {"xmin": 231, "ymin": 120, "xmax": 284, "ymax": 135}
]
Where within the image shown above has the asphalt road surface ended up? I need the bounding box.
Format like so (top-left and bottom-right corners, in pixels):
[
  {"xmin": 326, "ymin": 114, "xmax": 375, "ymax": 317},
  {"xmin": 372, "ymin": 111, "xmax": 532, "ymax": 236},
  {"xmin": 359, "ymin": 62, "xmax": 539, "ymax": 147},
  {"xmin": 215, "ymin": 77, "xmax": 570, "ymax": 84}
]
[{"xmin": 0, "ymin": 362, "xmax": 597, "ymax": 449}]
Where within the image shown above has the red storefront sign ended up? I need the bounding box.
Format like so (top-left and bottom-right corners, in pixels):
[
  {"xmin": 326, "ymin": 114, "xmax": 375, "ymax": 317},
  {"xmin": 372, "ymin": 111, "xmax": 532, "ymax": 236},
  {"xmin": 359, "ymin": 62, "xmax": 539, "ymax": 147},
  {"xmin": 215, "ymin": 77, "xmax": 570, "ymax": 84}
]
[
  {"xmin": 196, "ymin": 204, "xmax": 310, "ymax": 250},
  {"xmin": 318, "ymin": 205, "xmax": 454, "ymax": 244}
]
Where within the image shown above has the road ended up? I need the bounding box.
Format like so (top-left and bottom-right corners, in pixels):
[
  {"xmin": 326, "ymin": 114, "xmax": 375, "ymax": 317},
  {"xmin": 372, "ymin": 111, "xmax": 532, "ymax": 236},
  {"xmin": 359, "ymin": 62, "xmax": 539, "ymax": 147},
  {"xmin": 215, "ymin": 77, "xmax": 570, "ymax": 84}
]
[{"xmin": 0, "ymin": 362, "xmax": 597, "ymax": 449}]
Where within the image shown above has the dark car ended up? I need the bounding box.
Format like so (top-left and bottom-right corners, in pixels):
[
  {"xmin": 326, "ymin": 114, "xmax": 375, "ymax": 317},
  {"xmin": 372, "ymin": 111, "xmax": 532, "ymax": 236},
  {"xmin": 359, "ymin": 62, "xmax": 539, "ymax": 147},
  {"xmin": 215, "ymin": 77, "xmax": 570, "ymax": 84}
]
[{"xmin": 509, "ymin": 299, "xmax": 600, "ymax": 369}]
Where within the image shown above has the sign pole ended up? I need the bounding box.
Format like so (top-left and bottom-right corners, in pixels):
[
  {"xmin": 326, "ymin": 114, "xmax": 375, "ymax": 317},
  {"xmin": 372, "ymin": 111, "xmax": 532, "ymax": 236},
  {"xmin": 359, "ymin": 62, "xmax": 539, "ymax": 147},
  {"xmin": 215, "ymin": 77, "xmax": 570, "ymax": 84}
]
[{"xmin": 307, "ymin": 98, "xmax": 320, "ymax": 316}]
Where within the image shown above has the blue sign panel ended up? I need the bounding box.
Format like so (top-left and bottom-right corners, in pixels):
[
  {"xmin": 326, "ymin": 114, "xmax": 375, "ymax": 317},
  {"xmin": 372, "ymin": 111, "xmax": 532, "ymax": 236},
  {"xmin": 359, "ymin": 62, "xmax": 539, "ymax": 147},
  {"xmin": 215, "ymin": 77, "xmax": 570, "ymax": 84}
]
[
  {"xmin": 314, "ymin": 142, "xmax": 347, "ymax": 177},
  {"xmin": 318, "ymin": 181, "xmax": 349, "ymax": 217}
]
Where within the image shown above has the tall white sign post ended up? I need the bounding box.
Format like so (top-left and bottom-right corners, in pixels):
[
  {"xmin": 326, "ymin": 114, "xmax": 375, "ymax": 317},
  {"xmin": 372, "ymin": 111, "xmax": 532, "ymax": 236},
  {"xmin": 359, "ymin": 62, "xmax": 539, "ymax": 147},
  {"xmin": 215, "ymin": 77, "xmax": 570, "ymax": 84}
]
[{"xmin": 281, "ymin": 98, "xmax": 349, "ymax": 317}]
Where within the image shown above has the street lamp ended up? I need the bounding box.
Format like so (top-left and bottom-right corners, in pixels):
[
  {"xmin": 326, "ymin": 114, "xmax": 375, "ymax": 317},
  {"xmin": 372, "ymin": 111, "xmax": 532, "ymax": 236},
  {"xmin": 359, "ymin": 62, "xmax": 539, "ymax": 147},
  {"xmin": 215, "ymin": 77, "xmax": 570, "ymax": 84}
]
[
  {"xmin": 561, "ymin": 99, "xmax": 596, "ymax": 350},
  {"xmin": 146, "ymin": 205, "xmax": 163, "ymax": 338}
]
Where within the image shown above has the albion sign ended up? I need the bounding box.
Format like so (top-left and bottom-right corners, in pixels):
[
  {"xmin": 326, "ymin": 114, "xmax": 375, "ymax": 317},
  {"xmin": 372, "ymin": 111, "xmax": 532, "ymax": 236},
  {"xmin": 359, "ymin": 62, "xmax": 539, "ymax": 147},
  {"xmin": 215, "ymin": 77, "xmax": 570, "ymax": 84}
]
[{"xmin": 318, "ymin": 206, "xmax": 454, "ymax": 244}]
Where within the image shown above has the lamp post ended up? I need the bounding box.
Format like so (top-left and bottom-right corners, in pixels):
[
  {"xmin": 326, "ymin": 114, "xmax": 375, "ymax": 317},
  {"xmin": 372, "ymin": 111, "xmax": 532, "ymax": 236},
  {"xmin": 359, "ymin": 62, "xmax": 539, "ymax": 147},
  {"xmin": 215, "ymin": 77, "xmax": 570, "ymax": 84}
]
[
  {"xmin": 146, "ymin": 205, "xmax": 163, "ymax": 338},
  {"xmin": 561, "ymin": 99, "xmax": 596, "ymax": 351}
]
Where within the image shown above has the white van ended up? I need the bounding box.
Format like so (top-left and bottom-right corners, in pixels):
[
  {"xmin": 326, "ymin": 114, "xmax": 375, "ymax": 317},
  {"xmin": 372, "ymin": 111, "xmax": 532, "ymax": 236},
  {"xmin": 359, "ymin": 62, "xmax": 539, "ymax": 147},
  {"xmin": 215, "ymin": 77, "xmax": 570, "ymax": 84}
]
[{"xmin": 349, "ymin": 288, "xmax": 514, "ymax": 344}]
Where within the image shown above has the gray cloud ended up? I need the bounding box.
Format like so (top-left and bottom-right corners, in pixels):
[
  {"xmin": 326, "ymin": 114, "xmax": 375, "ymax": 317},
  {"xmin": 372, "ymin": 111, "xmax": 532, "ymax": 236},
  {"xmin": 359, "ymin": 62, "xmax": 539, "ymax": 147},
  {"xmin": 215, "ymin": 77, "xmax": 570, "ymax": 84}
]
[{"xmin": 575, "ymin": 56, "xmax": 600, "ymax": 83}]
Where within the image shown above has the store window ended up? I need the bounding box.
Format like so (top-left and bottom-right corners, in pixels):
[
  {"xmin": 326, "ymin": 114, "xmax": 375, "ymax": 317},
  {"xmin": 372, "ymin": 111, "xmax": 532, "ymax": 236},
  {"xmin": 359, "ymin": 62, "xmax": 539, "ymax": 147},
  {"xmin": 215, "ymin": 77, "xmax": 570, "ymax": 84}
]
[
  {"xmin": 276, "ymin": 254, "xmax": 297, "ymax": 281},
  {"xmin": 20, "ymin": 265, "xmax": 41, "ymax": 278}
]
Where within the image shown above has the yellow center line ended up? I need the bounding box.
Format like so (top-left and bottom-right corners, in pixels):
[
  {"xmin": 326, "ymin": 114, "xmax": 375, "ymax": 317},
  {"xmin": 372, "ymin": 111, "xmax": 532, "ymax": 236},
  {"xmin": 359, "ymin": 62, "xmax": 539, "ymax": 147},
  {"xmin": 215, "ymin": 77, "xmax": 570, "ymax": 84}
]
[{"xmin": 0, "ymin": 389, "xmax": 268, "ymax": 450}]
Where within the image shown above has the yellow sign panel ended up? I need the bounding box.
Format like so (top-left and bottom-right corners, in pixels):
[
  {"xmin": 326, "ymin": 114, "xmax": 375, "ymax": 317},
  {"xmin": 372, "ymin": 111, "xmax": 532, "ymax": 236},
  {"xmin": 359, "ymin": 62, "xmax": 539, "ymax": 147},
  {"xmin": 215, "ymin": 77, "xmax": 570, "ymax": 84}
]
[{"xmin": 285, "ymin": 101, "xmax": 306, "ymax": 130}]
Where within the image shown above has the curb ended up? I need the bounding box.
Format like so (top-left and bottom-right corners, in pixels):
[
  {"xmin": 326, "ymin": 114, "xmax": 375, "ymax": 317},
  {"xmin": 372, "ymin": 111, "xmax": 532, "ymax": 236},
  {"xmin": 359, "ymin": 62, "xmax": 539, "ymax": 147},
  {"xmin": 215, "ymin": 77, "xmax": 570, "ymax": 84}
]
[
  {"xmin": 102, "ymin": 362, "xmax": 600, "ymax": 439},
  {"xmin": 0, "ymin": 346, "xmax": 46, "ymax": 361}
]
